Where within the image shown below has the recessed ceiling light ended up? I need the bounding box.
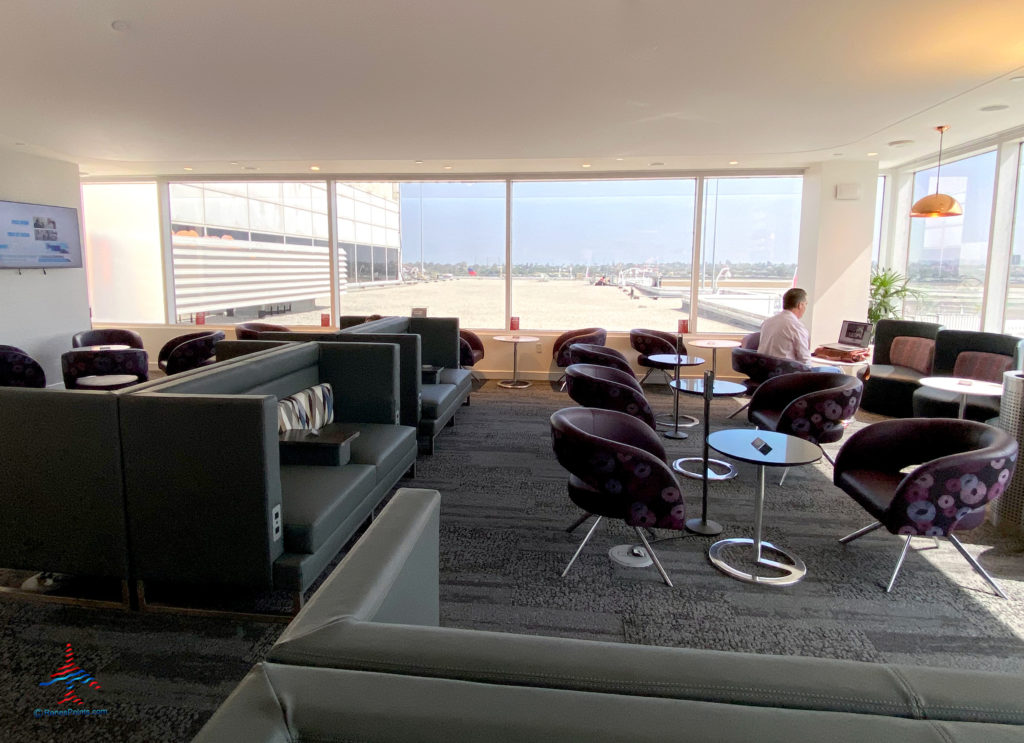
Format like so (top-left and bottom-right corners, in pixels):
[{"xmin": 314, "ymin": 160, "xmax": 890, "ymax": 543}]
[
  {"xmin": 980, "ymin": 104, "xmax": 1009, "ymax": 112},
  {"xmin": 110, "ymin": 20, "xmax": 130, "ymax": 32},
  {"xmin": 581, "ymin": 163, "xmax": 592, "ymax": 168},
  {"xmin": 887, "ymin": 139, "xmax": 913, "ymax": 148},
  {"xmin": 80, "ymin": 171, "xmax": 90, "ymax": 176},
  {"xmin": 728, "ymin": 160, "xmax": 739, "ymax": 165},
  {"xmin": 414, "ymin": 160, "xmax": 424, "ymax": 165},
  {"xmin": 14, "ymin": 142, "xmax": 24, "ymax": 146},
  {"xmin": 648, "ymin": 162, "xmax": 664, "ymax": 167},
  {"xmin": 243, "ymin": 166, "xmax": 258, "ymax": 170},
  {"xmin": 615, "ymin": 157, "xmax": 624, "ymax": 162},
  {"xmin": 833, "ymin": 153, "xmax": 844, "ymax": 157},
  {"xmin": 867, "ymin": 152, "xmax": 878, "ymax": 157},
  {"xmin": 229, "ymin": 161, "xmax": 239, "ymax": 166},
  {"xmin": 183, "ymin": 167, "xmax": 193, "ymax": 171},
  {"xmin": 309, "ymin": 165, "xmax": 320, "ymax": 171},
  {"xmin": 443, "ymin": 165, "xmax": 453, "ymax": 170},
  {"xmin": 1011, "ymin": 76, "xmax": 1024, "ymax": 83}
]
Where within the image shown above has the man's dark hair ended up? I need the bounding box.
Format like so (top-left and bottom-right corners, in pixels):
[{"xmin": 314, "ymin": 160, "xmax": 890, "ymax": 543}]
[{"xmin": 782, "ymin": 288, "xmax": 807, "ymax": 310}]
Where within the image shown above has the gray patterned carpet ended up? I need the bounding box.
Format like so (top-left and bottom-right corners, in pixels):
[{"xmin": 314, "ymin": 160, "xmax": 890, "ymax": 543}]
[{"xmin": 1, "ymin": 379, "xmax": 1023, "ymax": 742}]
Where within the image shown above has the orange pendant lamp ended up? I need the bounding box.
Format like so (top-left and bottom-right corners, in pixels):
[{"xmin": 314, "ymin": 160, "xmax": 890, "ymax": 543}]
[{"xmin": 910, "ymin": 125, "xmax": 963, "ymax": 217}]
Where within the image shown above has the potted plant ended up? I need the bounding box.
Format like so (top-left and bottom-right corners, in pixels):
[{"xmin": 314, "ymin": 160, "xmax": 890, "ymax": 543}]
[{"xmin": 868, "ymin": 267, "xmax": 921, "ymax": 331}]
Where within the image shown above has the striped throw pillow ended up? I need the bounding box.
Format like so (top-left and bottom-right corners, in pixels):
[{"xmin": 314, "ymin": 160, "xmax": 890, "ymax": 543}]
[{"xmin": 278, "ymin": 382, "xmax": 334, "ymax": 434}]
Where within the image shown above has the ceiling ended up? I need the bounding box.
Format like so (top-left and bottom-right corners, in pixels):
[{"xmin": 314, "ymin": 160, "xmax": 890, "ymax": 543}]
[{"xmin": 2, "ymin": 0, "xmax": 1023, "ymax": 178}]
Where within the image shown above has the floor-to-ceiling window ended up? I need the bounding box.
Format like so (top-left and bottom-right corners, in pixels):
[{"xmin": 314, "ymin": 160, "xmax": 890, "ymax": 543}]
[
  {"xmin": 903, "ymin": 150, "xmax": 998, "ymax": 331},
  {"xmin": 1005, "ymin": 144, "xmax": 1024, "ymax": 336},
  {"xmin": 698, "ymin": 177, "xmax": 803, "ymax": 333}
]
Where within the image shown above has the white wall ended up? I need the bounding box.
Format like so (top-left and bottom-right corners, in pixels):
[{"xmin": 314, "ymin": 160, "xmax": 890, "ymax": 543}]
[
  {"xmin": 0, "ymin": 148, "xmax": 89, "ymax": 385},
  {"xmin": 798, "ymin": 160, "xmax": 878, "ymax": 348}
]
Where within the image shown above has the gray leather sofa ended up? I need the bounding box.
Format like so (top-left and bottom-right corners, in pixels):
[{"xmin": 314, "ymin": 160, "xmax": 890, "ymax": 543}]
[
  {"xmin": 860, "ymin": 319, "xmax": 943, "ymax": 417},
  {"xmin": 194, "ymin": 489, "xmax": 1024, "ymax": 742},
  {"xmin": 119, "ymin": 341, "xmax": 418, "ymax": 606},
  {"xmin": 256, "ymin": 316, "xmax": 473, "ymax": 453}
]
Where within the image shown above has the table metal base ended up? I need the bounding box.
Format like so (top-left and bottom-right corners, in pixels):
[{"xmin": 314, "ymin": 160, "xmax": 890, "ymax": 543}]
[
  {"xmin": 672, "ymin": 457, "xmax": 738, "ymax": 481},
  {"xmin": 684, "ymin": 517, "xmax": 723, "ymax": 536},
  {"xmin": 608, "ymin": 544, "xmax": 653, "ymax": 568},
  {"xmin": 708, "ymin": 538, "xmax": 807, "ymax": 586},
  {"xmin": 656, "ymin": 412, "xmax": 699, "ymax": 428},
  {"xmin": 498, "ymin": 379, "xmax": 531, "ymax": 389}
]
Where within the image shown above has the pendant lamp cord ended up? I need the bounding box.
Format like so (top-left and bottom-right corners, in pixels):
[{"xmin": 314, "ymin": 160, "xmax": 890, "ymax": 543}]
[{"xmin": 934, "ymin": 125, "xmax": 948, "ymax": 195}]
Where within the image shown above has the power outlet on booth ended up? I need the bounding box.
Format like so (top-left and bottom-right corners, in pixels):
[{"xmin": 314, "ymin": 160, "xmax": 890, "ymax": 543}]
[{"xmin": 535, "ymin": 343, "xmax": 542, "ymax": 354}]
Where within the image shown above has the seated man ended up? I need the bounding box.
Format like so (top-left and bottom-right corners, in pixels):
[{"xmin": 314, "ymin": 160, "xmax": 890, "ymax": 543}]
[{"xmin": 759, "ymin": 287, "xmax": 840, "ymax": 373}]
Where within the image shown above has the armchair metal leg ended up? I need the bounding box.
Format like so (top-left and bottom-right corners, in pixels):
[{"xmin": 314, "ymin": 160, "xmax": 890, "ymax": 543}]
[
  {"xmin": 948, "ymin": 533, "xmax": 1008, "ymax": 599},
  {"xmin": 639, "ymin": 367, "xmax": 655, "ymax": 385},
  {"xmin": 886, "ymin": 535, "xmax": 913, "ymax": 593},
  {"xmin": 561, "ymin": 516, "xmax": 602, "ymax": 578},
  {"xmin": 839, "ymin": 521, "xmax": 883, "ymax": 544},
  {"xmin": 727, "ymin": 401, "xmax": 750, "ymax": 419},
  {"xmin": 779, "ymin": 468, "xmax": 789, "ymax": 486},
  {"xmin": 823, "ymin": 450, "xmax": 836, "ymax": 467},
  {"xmin": 566, "ymin": 512, "xmax": 592, "ymax": 533},
  {"xmin": 634, "ymin": 527, "xmax": 673, "ymax": 587}
]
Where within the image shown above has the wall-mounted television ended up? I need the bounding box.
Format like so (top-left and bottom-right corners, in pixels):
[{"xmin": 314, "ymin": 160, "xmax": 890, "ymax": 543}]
[{"xmin": 0, "ymin": 199, "xmax": 83, "ymax": 269}]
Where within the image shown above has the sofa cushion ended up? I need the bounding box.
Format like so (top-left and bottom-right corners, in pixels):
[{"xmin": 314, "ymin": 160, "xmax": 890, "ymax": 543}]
[
  {"xmin": 320, "ymin": 422, "xmax": 417, "ymax": 477},
  {"xmin": 280, "ymin": 464, "xmax": 376, "ymax": 553},
  {"xmin": 420, "ymin": 383, "xmax": 461, "ymax": 419},
  {"xmin": 439, "ymin": 368, "xmax": 473, "ymax": 397},
  {"xmin": 889, "ymin": 336, "xmax": 934, "ymax": 375},
  {"xmin": 953, "ymin": 351, "xmax": 1012, "ymax": 383},
  {"xmin": 278, "ymin": 382, "xmax": 334, "ymax": 433}
]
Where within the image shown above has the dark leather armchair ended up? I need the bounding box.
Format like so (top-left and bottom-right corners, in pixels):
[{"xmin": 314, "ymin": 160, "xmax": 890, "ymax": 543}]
[
  {"xmin": 630, "ymin": 328, "xmax": 683, "ymax": 385},
  {"xmin": 61, "ymin": 348, "xmax": 148, "ymax": 390},
  {"xmin": 459, "ymin": 329, "xmax": 485, "ymax": 368},
  {"xmin": 860, "ymin": 319, "xmax": 942, "ymax": 418},
  {"xmin": 0, "ymin": 346, "xmax": 46, "ymax": 387},
  {"xmin": 553, "ymin": 328, "xmax": 607, "ymax": 369},
  {"xmin": 912, "ymin": 329, "xmax": 1024, "ymax": 421},
  {"xmin": 834, "ymin": 418, "xmax": 1017, "ymax": 597},
  {"xmin": 568, "ymin": 343, "xmax": 635, "ymax": 376},
  {"xmin": 235, "ymin": 321, "xmax": 290, "ymax": 340},
  {"xmin": 158, "ymin": 330, "xmax": 226, "ymax": 375},
  {"xmin": 565, "ymin": 363, "xmax": 656, "ymax": 429},
  {"xmin": 72, "ymin": 328, "xmax": 145, "ymax": 349},
  {"xmin": 550, "ymin": 406, "xmax": 686, "ymax": 586}
]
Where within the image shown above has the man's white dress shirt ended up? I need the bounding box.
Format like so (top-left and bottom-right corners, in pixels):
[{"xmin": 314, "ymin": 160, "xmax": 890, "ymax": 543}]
[{"xmin": 758, "ymin": 309, "xmax": 812, "ymax": 363}]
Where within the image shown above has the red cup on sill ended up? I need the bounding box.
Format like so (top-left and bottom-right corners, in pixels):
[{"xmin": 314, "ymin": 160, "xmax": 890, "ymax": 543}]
[
  {"xmin": 196, "ymin": 312, "xmax": 206, "ymax": 325},
  {"xmin": 677, "ymin": 319, "xmax": 688, "ymax": 334},
  {"xmin": 510, "ymin": 317, "xmax": 520, "ymax": 331},
  {"xmin": 321, "ymin": 313, "xmax": 331, "ymax": 327}
]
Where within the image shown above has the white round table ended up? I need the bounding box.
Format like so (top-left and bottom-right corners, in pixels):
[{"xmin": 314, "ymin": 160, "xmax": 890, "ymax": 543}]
[
  {"xmin": 919, "ymin": 376, "xmax": 1003, "ymax": 418},
  {"xmin": 494, "ymin": 334, "xmax": 540, "ymax": 389}
]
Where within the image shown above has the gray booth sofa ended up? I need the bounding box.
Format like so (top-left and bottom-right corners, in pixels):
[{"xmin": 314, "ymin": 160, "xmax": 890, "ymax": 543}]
[
  {"xmin": 254, "ymin": 316, "xmax": 473, "ymax": 453},
  {"xmin": 194, "ymin": 489, "xmax": 1024, "ymax": 742},
  {"xmin": 119, "ymin": 341, "xmax": 418, "ymax": 608}
]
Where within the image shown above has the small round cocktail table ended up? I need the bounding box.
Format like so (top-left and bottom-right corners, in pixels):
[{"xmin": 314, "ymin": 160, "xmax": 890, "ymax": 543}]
[
  {"xmin": 672, "ymin": 374, "xmax": 746, "ymax": 536},
  {"xmin": 494, "ymin": 334, "xmax": 540, "ymax": 389},
  {"xmin": 919, "ymin": 376, "xmax": 1003, "ymax": 419},
  {"xmin": 706, "ymin": 429, "xmax": 821, "ymax": 586},
  {"xmin": 647, "ymin": 353, "xmax": 704, "ymax": 439},
  {"xmin": 687, "ymin": 338, "xmax": 741, "ymax": 378}
]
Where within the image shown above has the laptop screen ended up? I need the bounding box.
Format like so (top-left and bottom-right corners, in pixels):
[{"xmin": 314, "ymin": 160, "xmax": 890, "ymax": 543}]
[{"xmin": 838, "ymin": 320, "xmax": 871, "ymax": 347}]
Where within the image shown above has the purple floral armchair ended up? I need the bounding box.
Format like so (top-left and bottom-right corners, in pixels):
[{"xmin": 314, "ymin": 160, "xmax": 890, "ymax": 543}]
[
  {"xmin": 61, "ymin": 347, "xmax": 149, "ymax": 390},
  {"xmin": 567, "ymin": 343, "xmax": 635, "ymax": 377},
  {"xmin": 565, "ymin": 363, "xmax": 656, "ymax": 429},
  {"xmin": 630, "ymin": 328, "xmax": 685, "ymax": 384},
  {"xmin": 0, "ymin": 345, "xmax": 46, "ymax": 387},
  {"xmin": 748, "ymin": 372, "xmax": 862, "ymax": 449},
  {"xmin": 834, "ymin": 418, "xmax": 1018, "ymax": 597},
  {"xmin": 730, "ymin": 332, "xmax": 815, "ymax": 395},
  {"xmin": 550, "ymin": 406, "xmax": 686, "ymax": 586},
  {"xmin": 158, "ymin": 330, "xmax": 226, "ymax": 375},
  {"xmin": 552, "ymin": 327, "xmax": 607, "ymax": 369}
]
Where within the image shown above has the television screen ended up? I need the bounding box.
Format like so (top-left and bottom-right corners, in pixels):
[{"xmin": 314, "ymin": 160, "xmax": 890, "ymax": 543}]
[{"xmin": 0, "ymin": 199, "xmax": 83, "ymax": 268}]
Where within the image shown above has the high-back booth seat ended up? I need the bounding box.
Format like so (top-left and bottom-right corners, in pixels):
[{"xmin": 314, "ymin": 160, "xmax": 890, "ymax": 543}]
[
  {"xmin": 194, "ymin": 488, "xmax": 1024, "ymax": 743},
  {"xmin": 234, "ymin": 321, "xmax": 290, "ymax": 340},
  {"xmin": 0, "ymin": 387, "xmax": 131, "ymax": 602},
  {"xmin": 120, "ymin": 341, "xmax": 417, "ymax": 606},
  {"xmin": 748, "ymin": 372, "xmax": 863, "ymax": 450},
  {"xmin": 565, "ymin": 363, "xmax": 656, "ymax": 429},
  {"xmin": 61, "ymin": 347, "xmax": 148, "ymax": 390},
  {"xmin": 71, "ymin": 328, "xmax": 145, "ymax": 349},
  {"xmin": 253, "ymin": 316, "xmax": 470, "ymax": 454},
  {"xmin": 459, "ymin": 329, "xmax": 485, "ymax": 368},
  {"xmin": 0, "ymin": 345, "xmax": 46, "ymax": 387},
  {"xmin": 731, "ymin": 332, "xmax": 815, "ymax": 396},
  {"xmin": 834, "ymin": 418, "xmax": 1018, "ymax": 597},
  {"xmin": 568, "ymin": 343, "xmax": 635, "ymax": 376},
  {"xmin": 630, "ymin": 328, "xmax": 684, "ymax": 385},
  {"xmin": 859, "ymin": 319, "xmax": 943, "ymax": 417},
  {"xmin": 912, "ymin": 329, "xmax": 1024, "ymax": 421},
  {"xmin": 159, "ymin": 330, "xmax": 226, "ymax": 375}
]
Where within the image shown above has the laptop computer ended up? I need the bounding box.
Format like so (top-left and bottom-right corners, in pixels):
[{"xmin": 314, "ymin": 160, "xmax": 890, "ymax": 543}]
[{"xmin": 820, "ymin": 320, "xmax": 871, "ymax": 351}]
